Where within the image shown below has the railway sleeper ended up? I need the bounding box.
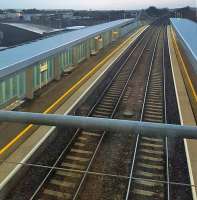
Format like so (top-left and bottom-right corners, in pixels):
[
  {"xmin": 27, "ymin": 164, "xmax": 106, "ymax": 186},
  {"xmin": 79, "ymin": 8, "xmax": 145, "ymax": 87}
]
[
  {"xmin": 95, "ymin": 107, "xmax": 112, "ymax": 113},
  {"xmin": 150, "ymin": 82, "xmax": 163, "ymax": 86},
  {"xmin": 151, "ymin": 72, "xmax": 161, "ymax": 76},
  {"xmin": 66, "ymin": 155, "xmax": 90, "ymax": 162},
  {"xmin": 143, "ymin": 114, "xmax": 163, "ymax": 120},
  {"xmin": 49, "ymin": 179, "xmax": 76, "ymax": 189},
  {"xmin": 144, "ymin": 104, "xmax": 163, "ymax": 110},
  {"xmin": 42, "ymin": 188, "xmax": 72, "ymax": 200},
  {"xmin": 139, "ymin": 158, "xmax": 164, "ymax": 166},
  {"xmin": 135, "ymin": 170, "xmax": 164, "ymax": 180},
  {"xmin": 97, "ymin": 101, "xmax": 115, "ymax": 106},
  {"xmin": 132, "ymin": 188, "xmax": 164, "ymax": 199},
  {"xmin": 74, "ymin": 142, "xmax": 85, "ymax": 147},
  {"xmin": 133, "ymin": 181, "xmax": 164, "ymax": 191},
  {"xmin": 137, "ymin": 156, "xmax": 164, "ymax": 170},
  {"xmin": 139, "ymin": 148, "xmax": 164, "ymax": 155},
  {"xmin": 91, "ymin": 114, "xmax": 109, "ymax": 118},
  {"xmin": 105, "ymin": 93, "xmax": 121, "ymax": 98},
  {"xmin": 107, "ymin": 91, "xmax": 122, "ymax": 95},
  {"xmin": 93, "ymin": 110, "xmax": 111, "ymax": 116},
  {"xmin": 69, "ymin": 152, "xmax": 91, "ymax": 159},
  {"xmin": 81, "ymin": 131, "xmax": 100, "ymax": 137},
  {"xmin": 103, "ymin": 95, "xmax": 119, "ymax": 99},
  {"xmin": 53, "ymin": 172, "xmax": 81, "ymax": 183},
  {"xmin": 137, "ymin": 161, "xmax": 164, "ymax": 170},
  {"xmin": 150, "ymin": 77, "xmax": 163, "ymax": 81},
  {"xmin": 147, "ymin": 95, "xmax": 163, "ymax": 101},
  {"xmin": 148, "ymin": 92, "xmax": 162, "ymax": 96},
  {"xmin": 136, "ymin": 168, "xmax": 164, "ymax": 177},
  {"xmin": 151, "ymin": 76, "xmax": 162, "ymax": 80},
  {"xmin": 61, "ymin": 162, "xmax": 86, "ymax": 170},
  {"xmin": 95, "ymin": 105, "xmax": 114, "ymax": 111},
  {"xmin": 141, "ymin": 139, "xmax": 164, "ymax": 146},
  {"xmin": 77, "ymin": 136, "xmax": 88, "ymax": 141},
  {"xmin": 102, "ymin": 97, "xmax": 119, "ymax": 102},
  {"xmin": 144, "ymin": 117, "xmax": 163, "ymax": 123},
  {"xmin": 144, "ymin": 111, "xmax": 163, "ymax": 117},
  {"xmin": 150, "ymin": 77, "xmax": 162, "ymax": 81},
  {"xmin": 147, "ymin": 93, "xmax": 162, "ymax": 97},
  {"xmin": 140, "ymin": 142, "xmax": 163, "ymax": 148},
  {"xmin": 151, "ymin": 85, "xmax": 163, "ymax": 89},
  {"xmin": 145, "ymin": 100, "xmax": 163, "ymax": 105},
  {"xmin": 55, "ymin": 170, "xmax": 82, "ymax": 179},
  {"xmin": 138, "ymin": 152, "xmax": 164, "ymax": 161},
  {"xmin": 144, "ymin": 107, "xmax": 163, "ymax": 113},
  {"xmin": 44, "ymin": 185, "xmax": 74, "ymax": 198},
  {"xmin": 141, "ymin": 137, "xmax": 163, "ymax": 143},
  {"xmin": 109, "ymin": 85, "xmax": 123, "ymax": 89},
  {"xmin": 148, "ymin": 90, "xmax": 162, "ymax": 95}
]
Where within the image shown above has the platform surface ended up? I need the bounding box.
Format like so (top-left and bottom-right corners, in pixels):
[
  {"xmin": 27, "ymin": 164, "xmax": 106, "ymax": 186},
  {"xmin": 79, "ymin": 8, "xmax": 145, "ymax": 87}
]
[{"xmin": 168, "ymin": 25, "xmax": 197, "ymax": 200}]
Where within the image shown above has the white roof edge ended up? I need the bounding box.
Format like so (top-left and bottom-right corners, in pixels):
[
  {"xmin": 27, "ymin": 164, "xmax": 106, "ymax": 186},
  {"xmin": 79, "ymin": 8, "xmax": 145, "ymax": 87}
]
[
  {"xmin": 0, "ymin": 19, "xmax": 134, "ymax": 79},
  {"xmin": 170, "ymin": 18, "xmax": 197, "ymax": 62}
]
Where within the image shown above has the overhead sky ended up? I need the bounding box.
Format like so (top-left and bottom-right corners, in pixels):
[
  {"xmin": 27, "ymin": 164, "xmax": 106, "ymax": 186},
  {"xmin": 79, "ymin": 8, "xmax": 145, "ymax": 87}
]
[{"xmin": 1, "ymin": 0, "xmax": 196, "ymax": 10}]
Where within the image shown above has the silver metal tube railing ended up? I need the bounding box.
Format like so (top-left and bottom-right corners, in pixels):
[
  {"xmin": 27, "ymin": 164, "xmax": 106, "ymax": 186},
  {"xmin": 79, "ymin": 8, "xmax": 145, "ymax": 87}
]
[{"xmin": 0, "ymin": 111, "xmax": 196, "ymax": 138}]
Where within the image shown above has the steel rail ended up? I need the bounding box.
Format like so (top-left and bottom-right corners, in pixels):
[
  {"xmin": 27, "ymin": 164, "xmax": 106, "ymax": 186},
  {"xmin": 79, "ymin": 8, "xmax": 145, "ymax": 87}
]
[
  {"xmin": 30, "ymin": 27, "xmax": 151, "ymax": 200},
  {"xmin": 29, "ymin": 26, "xmax": 153, "ymax": 200},
  {"xmin": 1, "ymin": 159, "xmax": 197, "ymax": 189},
  {"xmin": 163, "ymin": 25, "xmax": 170, "ymax": 200},
  {"xmin": 72, "ymin": 26, "xmax": 156, "ymax": 200},
  {"xmin": 125, "ymin": 26, "xmax": 162, "ymax": 200},
  {"xmin": 85, "ymin": 28, "xmax": 152, "ymax": 116}
]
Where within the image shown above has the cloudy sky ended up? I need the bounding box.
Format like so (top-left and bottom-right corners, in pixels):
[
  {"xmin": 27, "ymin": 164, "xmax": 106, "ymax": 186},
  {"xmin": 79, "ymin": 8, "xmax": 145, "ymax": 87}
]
[{"xmin": 1, "ymin": 0, "xmax": 196, "ymax": 10}]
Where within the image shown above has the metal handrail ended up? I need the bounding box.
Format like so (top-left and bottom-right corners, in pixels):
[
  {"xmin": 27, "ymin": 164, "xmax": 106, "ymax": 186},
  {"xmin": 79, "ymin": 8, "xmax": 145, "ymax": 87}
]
[{"xmin": 0, "ymin": 111, "xmax": 196, "ymax": 138}]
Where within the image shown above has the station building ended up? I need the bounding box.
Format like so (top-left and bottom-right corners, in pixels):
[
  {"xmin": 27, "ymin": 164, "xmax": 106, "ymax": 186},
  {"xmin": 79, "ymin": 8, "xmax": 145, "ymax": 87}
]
[{"xmin": 0, "ymin": 19, "xmax": 139, "ymax": 108}]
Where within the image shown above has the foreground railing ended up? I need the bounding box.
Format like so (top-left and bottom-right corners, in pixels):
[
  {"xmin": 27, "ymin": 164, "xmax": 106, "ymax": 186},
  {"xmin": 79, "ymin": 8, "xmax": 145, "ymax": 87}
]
[{"xmin": 0, "ymin": 110, "xmax": 196, "ymax": 139}]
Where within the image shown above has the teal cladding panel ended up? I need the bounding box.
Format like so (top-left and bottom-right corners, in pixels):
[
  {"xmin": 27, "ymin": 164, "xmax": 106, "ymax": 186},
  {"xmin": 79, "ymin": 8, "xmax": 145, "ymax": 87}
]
[{"xmin": 0, "ymin": 71, "xmax": 26, "ymax": 105}]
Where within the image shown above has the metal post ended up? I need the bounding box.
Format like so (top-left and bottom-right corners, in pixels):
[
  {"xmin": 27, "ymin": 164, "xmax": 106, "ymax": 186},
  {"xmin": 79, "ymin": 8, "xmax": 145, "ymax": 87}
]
[{"xmin": 0, "ymin": 111, "xmax": 196, "ymax": 139}]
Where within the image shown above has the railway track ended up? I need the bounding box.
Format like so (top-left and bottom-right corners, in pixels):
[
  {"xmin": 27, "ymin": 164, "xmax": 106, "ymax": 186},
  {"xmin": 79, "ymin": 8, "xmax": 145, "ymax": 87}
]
[
  {"xmin": 126, "ymin": 25, "xmax": 169, "ymax": 200},
  {"xmin": 29, "ymin": 24, "xmax": 162, "ymax": 200}
]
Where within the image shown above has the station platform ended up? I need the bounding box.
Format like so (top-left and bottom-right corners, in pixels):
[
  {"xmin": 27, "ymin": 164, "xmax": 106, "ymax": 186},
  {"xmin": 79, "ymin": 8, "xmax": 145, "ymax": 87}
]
[
  {"xmin": 168, "ymin": 25, "xmax": 197, "ymax": 199},
  {"xmin": 0, "ymin": 25, "xmax": 148, "ymax": 198}
]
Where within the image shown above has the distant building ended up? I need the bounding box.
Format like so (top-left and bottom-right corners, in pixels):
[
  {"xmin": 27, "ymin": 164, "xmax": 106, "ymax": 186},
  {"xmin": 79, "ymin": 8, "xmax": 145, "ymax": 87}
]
[
  {"xmin": 62, "ymin": 12, "xmax": 74, "ymax": 19},
  {"xmin": 29, "ymin": 14, "xmax": 43, "ymax": 21},
  {"xmin": 0, "ymin": 23, "xmax": 42, "ymax": 47},
  {"xmin": 0, "ymin": 14, "xmax": 7, "ymax": 20},
  {"xmin": 22, "ymin": 14, "xmax": 33, "ymax": 21},
  {"xmin": 6, "ymin": 12, "xmax": 22, "ymax": 19}
]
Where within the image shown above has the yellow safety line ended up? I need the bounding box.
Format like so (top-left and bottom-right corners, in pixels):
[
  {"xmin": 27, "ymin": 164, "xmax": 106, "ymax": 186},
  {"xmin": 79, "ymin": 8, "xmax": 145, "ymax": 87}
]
[
  {"xmin": 0, "ymin": 27, "xmax": 144, "ymax": 155},
  {"xmin": 171, "ymin": 28, "xmax": 197, "ymax": 102}
]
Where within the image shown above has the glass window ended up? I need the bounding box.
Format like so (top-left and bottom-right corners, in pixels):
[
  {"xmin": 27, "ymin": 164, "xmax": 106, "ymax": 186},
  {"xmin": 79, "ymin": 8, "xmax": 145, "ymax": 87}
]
[
  {"xmin": 0, "ymin": 82, "xmax": 4, "ymax": 104},
  {"xmin": 12, "ymin": 75, "xmax": 18, "ymax": 97},
  {"xmin": 5, "ymin": 78, "xmax": 11, "ymax": 100}
]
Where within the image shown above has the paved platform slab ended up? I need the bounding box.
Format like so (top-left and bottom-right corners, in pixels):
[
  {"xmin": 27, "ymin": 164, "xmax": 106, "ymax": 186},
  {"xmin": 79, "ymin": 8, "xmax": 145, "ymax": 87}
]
[{"xmin": 168, "ymin": 25, "xmax": 197, "ymax": 200}]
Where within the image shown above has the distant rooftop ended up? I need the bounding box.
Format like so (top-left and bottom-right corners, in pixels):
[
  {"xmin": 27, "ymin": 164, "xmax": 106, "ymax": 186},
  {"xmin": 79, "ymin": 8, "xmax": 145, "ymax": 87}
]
[
  {"xmin": 0, "ymin": 47, "xmax": 7, "ymax": 51},
  {"xmin": 170, "ymin": 18, "xmax": 197, "ymax": 61},
  {"xmin": 66, "ymin": 26, "xmax": 86, "ymax": 30},
  {"xmin": 3, "ymin": 23, "xmax": 63, "ymax": 34},
  {"xmin": 0, "ymin": 19, "xmax": 134, "ymax": 79}
]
